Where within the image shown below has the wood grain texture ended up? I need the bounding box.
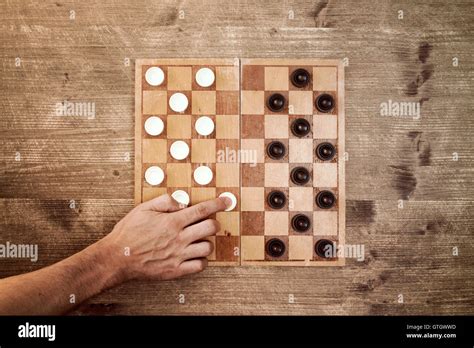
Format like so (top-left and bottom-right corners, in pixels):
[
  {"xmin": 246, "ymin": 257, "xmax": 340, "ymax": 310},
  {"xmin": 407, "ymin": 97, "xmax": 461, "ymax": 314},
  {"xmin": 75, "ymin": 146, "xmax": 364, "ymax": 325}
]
[{"xmin": 0, "ymin": 0, "xmax": 473, "ymax": 315}]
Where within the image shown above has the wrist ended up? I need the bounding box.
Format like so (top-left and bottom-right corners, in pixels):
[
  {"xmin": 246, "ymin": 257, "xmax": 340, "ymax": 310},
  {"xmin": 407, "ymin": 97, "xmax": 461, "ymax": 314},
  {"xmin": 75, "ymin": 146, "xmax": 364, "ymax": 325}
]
[{"xmin": 84, "ymin": 238, "xmax": 128, "ymax": 290}]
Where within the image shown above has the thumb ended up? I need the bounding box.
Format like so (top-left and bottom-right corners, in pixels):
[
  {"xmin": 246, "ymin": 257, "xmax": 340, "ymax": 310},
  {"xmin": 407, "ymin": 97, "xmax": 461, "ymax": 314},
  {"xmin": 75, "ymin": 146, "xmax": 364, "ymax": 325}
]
[{"xmin": 140, "ymin": 194, "xmax": 183, "ymax": 213}]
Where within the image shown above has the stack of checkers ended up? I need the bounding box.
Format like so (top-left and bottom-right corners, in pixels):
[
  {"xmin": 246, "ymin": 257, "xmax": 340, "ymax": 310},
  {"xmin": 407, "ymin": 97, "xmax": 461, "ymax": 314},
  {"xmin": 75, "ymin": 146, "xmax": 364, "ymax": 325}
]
[{"xmin": 135, "ymin": 58, "xmax": 345, "ymax": 266}]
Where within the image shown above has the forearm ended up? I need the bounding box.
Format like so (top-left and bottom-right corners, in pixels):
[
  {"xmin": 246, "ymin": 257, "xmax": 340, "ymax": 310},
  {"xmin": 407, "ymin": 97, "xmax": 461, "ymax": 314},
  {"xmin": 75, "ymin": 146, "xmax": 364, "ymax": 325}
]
[{"xmin": 0, "ymin": 239, "xmax": 123, "ymax": 315}]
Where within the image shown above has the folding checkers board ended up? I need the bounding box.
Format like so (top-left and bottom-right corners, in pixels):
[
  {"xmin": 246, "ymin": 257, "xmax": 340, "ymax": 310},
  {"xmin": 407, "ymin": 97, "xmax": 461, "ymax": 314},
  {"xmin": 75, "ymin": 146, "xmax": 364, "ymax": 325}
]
[{"xmin": 135, "ymin": 58, "xmax": 345, "ymax": 266}]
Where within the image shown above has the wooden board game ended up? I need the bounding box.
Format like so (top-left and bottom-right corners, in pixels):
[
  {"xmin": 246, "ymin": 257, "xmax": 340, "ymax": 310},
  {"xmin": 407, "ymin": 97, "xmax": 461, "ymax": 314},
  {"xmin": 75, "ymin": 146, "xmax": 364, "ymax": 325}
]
[{"xmin": 135, "ymin": 58, "xmax": 344, "ymax": 266}]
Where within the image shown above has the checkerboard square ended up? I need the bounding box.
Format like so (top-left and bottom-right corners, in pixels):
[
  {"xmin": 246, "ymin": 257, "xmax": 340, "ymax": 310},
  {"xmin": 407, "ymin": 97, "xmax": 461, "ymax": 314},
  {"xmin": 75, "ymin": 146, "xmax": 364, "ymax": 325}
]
[
  {"xmin": 167, "ymin": 115, "xmax": 191, "ymax": 139},
  {"xmin": 241, "ymin": 139, "xmax": 264, "ymax": 163},
  {"xmin": 313, "ymin": 67, "xmax": 337, "ymax": 91},
  {"xmin": 143, "ymin": 91, "xmax": 167, "ymax": 114},
  {"xmin": 242, "ymin": 65, "xmax": 264, "ymax": 90},
  {"xmin": 216, "ymin": 236, "xmax": 239, "ymax": 261},
  {"xmin": 265, "ymin": 115, "xmax": 289, "ymax": 138},
  {"xmin": 192, "ymin": 91, "xmax": 216, "ymax": 115},
  {"xmin": 216, "ymin": 91, "xmax": 239, "ymax": 115},
  {"xmin": 313, "ymin": 115, "xmax": 337, "ymax": 139},
  {"xmin": 242, "ymin": 163, "xmax": 264, "ymax": 187},
  {"xmin": 216, "ymin": 212, "xmax": 240, "ymax": 236},
  {"xmin": 289, "ymin": 91, "xmax": 313, "ymax": 115},
  {"xmin": 216, "ymin": 115, "xmax": 239, "ymax": 139},
  {"xmin": 289, "ymin": 236, "xmax": 314, "ymax": 260},
  {"xmin": 313, "ymin": 163, "xmax": 338, "ymax": 187},
  {"xmin": 289, "ymin": 115, "xmax": 313, "ymax": 139},
  {"xmin": 167, "ymin": 66, "xmax": 192, "ymax": 90},
  {"xmin": 142, "ymin": 139, "xmax": 167, "ymax": 163},
  {"xmin": 289, "ymin": 187, "xmax": 313, "ymax": 211},
  {"xmin": 289, "ymin": 139, "xmax": 313, "ymax": 163},
  {"xmin": 216, "ymin": 66, "xmax": 239, "ymax": 91},
  {"xmin": 167, "ymin": 163, "xmax": 192, "ymax": 187},
  {"xmin": 242, "ymin": 115, "xmax": 264, "ymax": 139},
  {"xmin": 241, "ymin": 211, "xmax": 264, "ymax": 235},
  {"xmin": 264, "ymin": 139, "xmax": 288, "ymax": 162},
  {"xmin": 241, "ymin": 236, "xmax": 265, "ymax": 260},
  {"xmin": 216, "ymin": 163, "xmax": 240, "ymax": 187},
  {"xmin": 264, "ymin": 91, "xmax": 288, "ymax": 114},
  {"xmin": 191, "ymin": 139, "xmax": 216, "ymax": 163},
  {"xmin": 191, "ymin": 187, "xmax": 216, "ymax": 205},
  {"xmin": 241, "ymin": 187, "xmax": 264, "ymax": 211},
  {"xmin": 313, "ymin": 211, "xmax": 338, "ymax": 235},
  {"xmin": 265, "ymin": 67, "xmax": 289, "ymax": 90},
  {"xmin": 264, "ymin": 163, "xmax": 289, "ymax": 187},
  {"xmin": 264, "ymin": 212, "xmax": 289, "ymax": 235},
  {"xmin": 216, "ymin": 139, "xmax": 238, "ymax": 161},
  {"xmin": 242, "ymin": 91, "xmax": 264, "ymax": 115},
  {"xmin": 264, "ymin": 236, "xmax": 289, "ymax": 260},
  {"xmin": 143, "ymin": 187, "xmax": 167, "ymax": 202}
]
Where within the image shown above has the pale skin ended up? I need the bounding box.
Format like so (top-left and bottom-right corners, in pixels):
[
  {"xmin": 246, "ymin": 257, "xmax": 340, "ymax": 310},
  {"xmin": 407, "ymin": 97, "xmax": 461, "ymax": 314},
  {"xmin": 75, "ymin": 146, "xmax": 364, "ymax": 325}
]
[{"xmin": 0, "ymin": 194, "xmax": 231, "ymax": 315}]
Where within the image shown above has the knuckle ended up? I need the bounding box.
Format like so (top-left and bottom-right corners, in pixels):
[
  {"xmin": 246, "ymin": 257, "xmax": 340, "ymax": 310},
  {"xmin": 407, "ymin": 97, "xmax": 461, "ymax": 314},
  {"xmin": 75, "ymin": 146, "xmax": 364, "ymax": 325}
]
[
  {"xmin": 162, "ymin": 193, "xmax": 173, "ymax": 204},
  {"xmin": 202, "ymin": 219, "xmax": 219, "ymax": 234},
  {"xmin": 204, "ymin": 241, "xmax": 214, "ymax": 254},
  {"xmin": 196, "ymin": 204, "xmax": 209, "ymax": 218},
  {"xmin": 176, "ymin": 231, "xmax": 186, "ymax": 244},
  {"xmin": 210, "ymin": 219, "xmax": 220, "ymax": 233},
  {"xmin": 196, "ymin": 259, "xmax": 207, "ymax": 272}
]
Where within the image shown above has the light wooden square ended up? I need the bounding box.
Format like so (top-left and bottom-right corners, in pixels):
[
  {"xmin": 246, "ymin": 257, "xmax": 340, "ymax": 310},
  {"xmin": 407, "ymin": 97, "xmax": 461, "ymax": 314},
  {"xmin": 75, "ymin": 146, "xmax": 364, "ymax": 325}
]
[
  {"xmin": 216, "ymin": 115, "xmax": 239, "ymax": 139},
  {"xmin": 216, "ymin": 212, "xmax": 240, "ymax": 236},
  {"xmin": 289, "ymin": 91, "xmax": 313, "ymax": 115},
  {"xmin": 313, "ymin": 115, "xmax": 337, "ymax": 139},
  {"xmin": 167, "ymin": 163, "xmax": 192, "ymax": 187},
  {"xmin": 216, "ymin": 66, "xmax": 239, "ymax": 91},
  {"xmin": 265, "ymin": 115, "xmax": 288, "ymax": 138},
  {"xmin": 241, "ymin": 236, "xmax": 265, "ymax": 260},
  {"xmin": 142, "ymin": 187, "xmax": 167, "ymax": 202},
  {"xmin": 289, "ymin": 139, "xmax": 313, "ymax": 163},
  {"xmin": 289, "ymin": 187, "xmax": 313, "ymax": 211},
  {"xmin": 142, "ymin": 139, "xmax": 167, "ymax": 163},
  {"xmin": 313, "ymin": 211, "xmax": 338, "ymax": 235},
  {"xmin": 313, "ymin": 67, "xmax": 337, "ymax": 91},
  {"xmin": 191, "ymin": 187, "xmax": 216, "ymax": 205},
  {"xmin": 264, "ymin": 212, "xmax": 289, "ymax": 235},
  {"xmin": 242, "ymin": 91, "xmax": 264, "ymax": 115},
  {"xmin": 264, "ymin": 67, "xmax": 289, "ymax": 91},
  {"xmin": 192, "ymin": 91, "xmax": 216, "ymax": 115},
  {"xmin": 264, "ymin": 163, "xmax": 289, "ymax": 187},
  {"xmin": 167, "ymin": 115, "xmax": 191, "ymax": 139},
  {"xmin": 313, "ymin": 163, "xmax": 338, "ymax": 187},
  {"xmin": 143, "ymin": 91, "xmax": 167, "ymax": 114},
  {"xmin": 241, "ymin": 187, "xmax": 264, "ymax": 211},
  {"xmin": 216, "ymin": 163, "xmax": 240, "ymax": 187},
  {"xmin": 191, "ymin": 139, "xmax": 216, "ymax": 163},
  {"xmin": 289, "ymin": 236, "xmax": 314, "ymax": 260},
  {"xmin": 241, "ymin": 139, "xmax": 264, "ymax": 163},
  {"xmin": 167, "ymin": 66, "xmax": 192, "ymax": 90}
]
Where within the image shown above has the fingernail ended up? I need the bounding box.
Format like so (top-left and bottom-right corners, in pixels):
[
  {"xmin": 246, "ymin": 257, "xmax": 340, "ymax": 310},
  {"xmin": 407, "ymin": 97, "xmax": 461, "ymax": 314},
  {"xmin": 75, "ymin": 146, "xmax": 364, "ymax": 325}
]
[{"xmin": 221, "ymin": 196, "xmax": 232, "ymax": 208}]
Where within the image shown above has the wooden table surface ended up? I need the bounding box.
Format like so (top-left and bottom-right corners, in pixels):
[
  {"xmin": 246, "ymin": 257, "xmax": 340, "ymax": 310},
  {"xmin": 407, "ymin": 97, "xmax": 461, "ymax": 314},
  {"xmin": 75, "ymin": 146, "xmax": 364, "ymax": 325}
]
[{"xmin": 1, "ymin": 0, "xmax": 473, "ymax": 315}]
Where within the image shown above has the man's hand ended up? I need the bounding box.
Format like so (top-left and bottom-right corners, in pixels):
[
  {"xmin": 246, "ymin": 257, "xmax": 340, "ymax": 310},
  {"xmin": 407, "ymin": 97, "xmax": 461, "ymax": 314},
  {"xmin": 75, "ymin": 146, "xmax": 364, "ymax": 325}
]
[
  {"xmin": 0, "ymin": 194, "xmax": 231, "ymax": 315},
  {"xmin": 99, "ymin": 194, "xmax": 231, "ymax": 282}
]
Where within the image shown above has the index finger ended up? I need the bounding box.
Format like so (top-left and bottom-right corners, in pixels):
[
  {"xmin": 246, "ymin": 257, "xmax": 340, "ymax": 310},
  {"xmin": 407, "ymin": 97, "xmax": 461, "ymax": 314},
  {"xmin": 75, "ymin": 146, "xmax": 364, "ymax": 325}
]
[{"xmin": 173, "ymin": 197, "xmax": 229, "ymax": 227}]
